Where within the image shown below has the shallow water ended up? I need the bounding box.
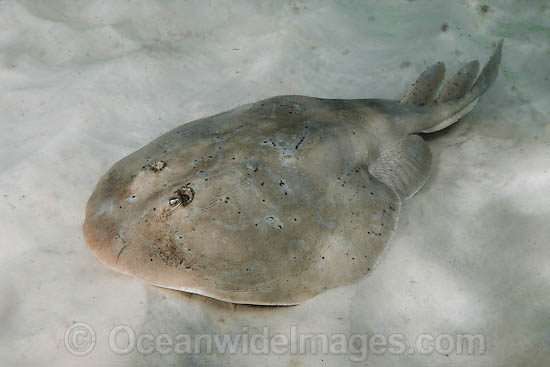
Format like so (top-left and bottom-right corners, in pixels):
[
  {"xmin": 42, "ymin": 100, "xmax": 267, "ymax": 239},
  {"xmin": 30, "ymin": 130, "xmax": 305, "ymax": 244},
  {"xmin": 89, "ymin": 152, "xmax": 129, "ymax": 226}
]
[{"xmin": 1, "ymin": 0, "xmax": 549, "ymax": 366}]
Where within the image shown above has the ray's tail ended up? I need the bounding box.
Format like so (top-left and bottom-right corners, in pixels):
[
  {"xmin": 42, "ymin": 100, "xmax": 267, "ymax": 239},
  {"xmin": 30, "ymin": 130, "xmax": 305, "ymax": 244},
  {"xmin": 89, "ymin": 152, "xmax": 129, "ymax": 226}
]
[{"xmin": 402, "ymin": 40, "xmax": 503, "ymax": 133}]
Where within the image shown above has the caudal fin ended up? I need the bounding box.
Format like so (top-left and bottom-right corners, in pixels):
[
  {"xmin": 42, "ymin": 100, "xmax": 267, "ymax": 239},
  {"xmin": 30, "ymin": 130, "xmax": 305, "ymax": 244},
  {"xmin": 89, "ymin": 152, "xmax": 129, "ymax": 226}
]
[{"xmin": 469, "ymin": 40, "xmax": 503, "ymax": 98}]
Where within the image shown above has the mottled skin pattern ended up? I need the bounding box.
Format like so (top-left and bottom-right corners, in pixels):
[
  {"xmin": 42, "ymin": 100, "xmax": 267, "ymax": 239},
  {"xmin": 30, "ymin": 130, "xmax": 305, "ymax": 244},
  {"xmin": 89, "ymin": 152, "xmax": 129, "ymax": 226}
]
[
  {"xmin": 84, "ymin": 97, "xmax": 404, "ymax": 305},
  {"xmin": 84, "ymin": 42, "xmax": 502, "ymax": 305}
]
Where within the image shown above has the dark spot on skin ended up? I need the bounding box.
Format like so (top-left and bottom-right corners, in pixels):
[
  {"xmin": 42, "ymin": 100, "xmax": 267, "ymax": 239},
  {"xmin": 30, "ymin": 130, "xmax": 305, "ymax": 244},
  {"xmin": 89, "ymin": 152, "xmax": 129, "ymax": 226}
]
[
  {"xmin": 293, "ymin": 218, "xmax": 297, "ymax": 221},
  {"xmin": 480, "ymin": 4, "xmax": 489, "ymax": 13},
  {"xmin": 261, "ymin": 182, "xmax": 264, "ymax": 186},
  {"xmin": 441, "ymin": 23, "xmax": 449, "ymax": 32},
  {"xmin": 295, "ymin": 135, "xmax": 306, "ymax": 150}
]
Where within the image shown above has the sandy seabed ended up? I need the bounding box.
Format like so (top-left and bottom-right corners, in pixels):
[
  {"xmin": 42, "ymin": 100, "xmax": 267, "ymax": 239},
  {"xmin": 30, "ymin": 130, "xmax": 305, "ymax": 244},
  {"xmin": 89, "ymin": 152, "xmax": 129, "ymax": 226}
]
[{"xmin": 1, "ymin": 1, "xmax": 549, "ymax": 366}]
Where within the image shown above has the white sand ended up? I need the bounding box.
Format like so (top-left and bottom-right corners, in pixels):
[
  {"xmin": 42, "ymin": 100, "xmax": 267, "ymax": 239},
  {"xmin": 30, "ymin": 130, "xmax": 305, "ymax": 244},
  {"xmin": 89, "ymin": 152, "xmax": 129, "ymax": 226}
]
[{"xmin": 1, "ymin": 0, "xmax": 549, "ymax": 366}]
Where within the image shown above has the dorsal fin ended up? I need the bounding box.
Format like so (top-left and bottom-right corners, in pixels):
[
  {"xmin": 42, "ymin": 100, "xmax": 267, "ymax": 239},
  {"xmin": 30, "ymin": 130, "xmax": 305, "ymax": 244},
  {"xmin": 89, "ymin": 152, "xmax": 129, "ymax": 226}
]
[
  {"xmin": 437, "ymin": 60, "xmax": 479, "ymax": 102},
  {"xmin": 400, "ymin": 62, "xmax": 445, "ymax": 105},
  {"xmin": 422, "ymin": 59, "xmax": 480, "ymax": 133}
]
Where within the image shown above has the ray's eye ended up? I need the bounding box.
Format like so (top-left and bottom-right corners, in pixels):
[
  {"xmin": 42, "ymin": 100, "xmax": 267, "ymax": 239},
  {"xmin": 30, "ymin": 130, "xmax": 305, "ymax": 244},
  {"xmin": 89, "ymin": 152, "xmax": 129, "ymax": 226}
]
[
  {"xmin": 168, "ymin": 186, "xmax": 195, "ymax": 209},
  {"xmin": 169, "ymin": 197, "xmax": 181, "ymax": 207}
]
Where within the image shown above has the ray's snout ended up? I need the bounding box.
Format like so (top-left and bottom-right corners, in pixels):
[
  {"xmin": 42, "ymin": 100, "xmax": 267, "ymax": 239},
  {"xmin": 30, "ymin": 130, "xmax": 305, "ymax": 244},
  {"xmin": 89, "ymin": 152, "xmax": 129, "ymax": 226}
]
[
  {"xmin": 83, "ymin": 165, "xmax": 132, "ymax": 265},
  {"xmin": 83, "ymin": 155, "xmax": 195, "ymax": 270}
]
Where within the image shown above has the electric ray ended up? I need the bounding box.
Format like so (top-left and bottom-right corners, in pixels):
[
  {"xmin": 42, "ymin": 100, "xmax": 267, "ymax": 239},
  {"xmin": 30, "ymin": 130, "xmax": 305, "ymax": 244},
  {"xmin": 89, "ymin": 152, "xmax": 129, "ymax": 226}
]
[{"xmin": 84, "ymin": 41, "xmax": 502, "ymax": 305}]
